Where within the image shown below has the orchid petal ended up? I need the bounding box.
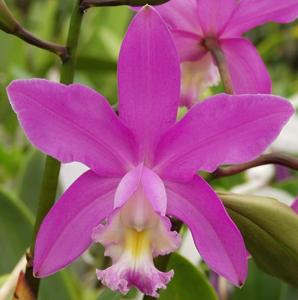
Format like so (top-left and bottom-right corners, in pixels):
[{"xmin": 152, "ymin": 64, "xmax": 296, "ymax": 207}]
[
  {"xmin": 93, "ymin": 210, "xmax": 179, "ymax": 296},
  {"xmin": 114, "ymin": 164, "xmax": 167, "ymax": 215},
  {"xmin": 223, "ymin": 0, "xmax": 298, "ymax": 36},
  {"xmin": 197, "ymin": 0, "xmax": 237, "ymax": 36},
  {"xmin": 141, "ymin": 166, "xmax": 167, "ymax": 215},
  {"xmin": 7, "ymin": 79, "xmax": 136, "ymax": 176},
  {"xmin": 154, "ymin": 94, "xmax": 294, "ymax": 180},
  {"xmin": 171, "ymin": 30, "xmax": 206, "ymax": 62},
  {"xmin": 34, "ymin": 171, "xmax": 119, "ymax": 277},
  {"xmin": 220, "ymin": 38, "xmax": 271, "ymax": 94},
  {"xmin": 118, "ymin": 6, "xmax": 180, "ymax": 160},
  {"xmin": 166, "ymin": 176, "xmax": 247, "ymax": 286},
  {"xmin": 114, "ymin": 164, "xmax": 144, "ymax": 210},
  {"xmin": 154, "ymin": 0, "xmax": 201, "ymax": 34}
]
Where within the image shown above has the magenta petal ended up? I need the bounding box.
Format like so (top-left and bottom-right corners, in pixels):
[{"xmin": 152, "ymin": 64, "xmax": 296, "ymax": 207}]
[
  {"xmin": 114, "ymin": 164, "xmax": 167, "ymax": 215},
  {"xmin": 114, "ymin": 164, "xmax": 144, "ymax": 209},
  {"xmin": 154, "ymin": 94, "xmax": 294, "ymax": 180},
  {"xmin": 34, "ymin": 171, "xmax": 119, "ymax": 277},
  {"xmin": 141, "ymin": 166, "xmax": 167, "ymax": 215},
  {"xmin": 118, "ymin": 6, "xmax": 180, "ymax": 160},
  {"xmin": 97, "ymin": 268, "xmax": 173, "ymax": 297},
  {"xmin": 171, "ymin": 30, "xmax": 206, "ymax": 62},
  {"xmin": 220, "ymin": 38, "xmax": 271, "ymax": 94},
  {"xmin": 7, "ymin": 79, "xmax": 136, "ymax": 177},
  {"xmin": 155, "ymin": 0, "xmax": 201, "ymax": 34},
  {"xmin": 197, "ymin": 0, "xmax": 236, "ymax": 35},
  {"xmin": 224, "ymin": 0, "xmax": 298, "ymax": 36},
  {"xmin": 166, "ymin": 176, "xmax": 247, "ymax": 286}
]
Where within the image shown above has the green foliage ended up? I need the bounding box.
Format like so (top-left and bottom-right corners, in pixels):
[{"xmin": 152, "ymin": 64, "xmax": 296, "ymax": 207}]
[
  {"xmin": 39, "ymin": 270, "xmax": 83, "ymax": 300},
  {"xmin": 159, "ymin": 253, "xmax": 218, "ymax": 300},
  {"xmin": 232, "ymin": 260, "xmax": 298, "ymax": 300},
  {"xmin": 97, "ymin": 287, "xmax": 138, "ymax": 299},
  {"xmin": 0, "ymin": 190, "xmax": 83, "ymax": 299},
  {"xmin": 273, "ymin": 175, "xmax": 298, "ymax": 196},
  {"xmin": 17, "ymin": 150, "xmax": 45, "ymax": 214},
  {"xmin": 221, "ymin": 192, "xmax": 298, "ymax": 286},
  {"xmin": 0, "ymin": 189, "xmax": 33, "ymax": 273}
]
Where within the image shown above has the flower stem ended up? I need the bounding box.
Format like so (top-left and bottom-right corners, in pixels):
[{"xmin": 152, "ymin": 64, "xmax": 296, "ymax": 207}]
[
  {"xmin": 13, "ymin": 2, "xmax": 84, "ymax": 300},
  {"xmin": 208, "ymin": 153, "xmax": 298, "ymax": 181},
  {"xmin": 80, "ymin": 0, "xmax": 170, "ymax": 11},
  {"xmin": 0, "ymin": 0, "xmax": 68, "ymax": 61},
  {"xmin": 204, "ymin": 37, "xmax": 234, "ymax": 95}
]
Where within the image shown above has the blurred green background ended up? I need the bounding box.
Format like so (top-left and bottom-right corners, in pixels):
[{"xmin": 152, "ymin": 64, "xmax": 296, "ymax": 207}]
[{"xmin": 0, "ymin": 1, "xmax": 298, "ymax": 299}]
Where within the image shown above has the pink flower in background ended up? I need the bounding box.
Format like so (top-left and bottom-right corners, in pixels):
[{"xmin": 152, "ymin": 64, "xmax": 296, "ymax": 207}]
[
  {"xmin": 292, "ymin": 199, "xmax": 298, "ymax": 213},
  {"xmin": 154, "ymin": 0, "xmax": 298, "ymax": 100},
  {"xmin": 180, "ymin": 56, "xmax": 219, "ymax": 109},
  {"xmin": 7, "ymin": 6, "xmax": 294, "ymax": 297}
]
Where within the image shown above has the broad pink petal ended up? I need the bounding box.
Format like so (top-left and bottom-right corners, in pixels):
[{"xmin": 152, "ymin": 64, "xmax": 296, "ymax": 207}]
[
  {"xmin": 7, "ymin": 79, "xmax": 136, "ymax": 176},
  {"xmin": 223, "ymin": 0, "xmax": 298, "ymax": 37},
  {"xmin": 154, "ymin": 0, "xmax": 201, "ymax": 34},
  {"xmin": 154, "ymin": 94, "xmax": 294, "ymax": 180},
  {"xmin": 34, "ymin": 171, "xmax": 119, "ymax": 277},
  {"xmin": 171, "ymin": 30, "xmax": 206, "ymax": 62},
  {"xmin": 197, "ymin": 0, "xmax": 237, "ymax": 36},
  {"xmin": 220, "ymin": 38, "xmax": 271, "ymax": 94},
  {"xmin": 166, "ymin": 176, "xmax": 247, "ymax": 286},
  {"xmin": 118, "ymin": 6, "xmax": 180, "ymax": 160}
]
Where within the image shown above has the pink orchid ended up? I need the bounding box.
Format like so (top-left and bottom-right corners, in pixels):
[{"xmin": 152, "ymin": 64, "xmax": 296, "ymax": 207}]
[
  {"xmin": 154, "ymin": 0, "xmax": 298, "ymax": 98},
  {"xmin": 7, "ymin": 6, "xmax": 294, "ymax": 297}
]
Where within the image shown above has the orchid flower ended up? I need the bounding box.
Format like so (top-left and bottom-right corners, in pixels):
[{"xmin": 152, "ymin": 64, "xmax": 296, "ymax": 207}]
[
  {"xmin": 7, "ymin": 6, "xmax": 294, "ymax": 297},
  {"xmin": 154, "ymin": 0, "xmax": 298, "ymax": 102}
]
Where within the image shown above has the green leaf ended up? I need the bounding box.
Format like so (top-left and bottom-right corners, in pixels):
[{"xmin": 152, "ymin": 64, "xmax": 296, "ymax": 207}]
[
  {"xmin": 220, "ymin": 192, "xmax": 298, "ymax": 286},
  {"xmin": 17, "ymin": 150, "xmax": 45, "ymax": 214},
  {"xmin": 273, "ymin": 177, "xmax": 298, "ymax": 197},
  {"xmin": 39, "ymin": 270, "xmax": 82, "ymax": 300},
  {"xmin": 97, "ymin": 288, "xmax": 137, "ymax": 300},
  {"xmin": 0, "ymin": 189, "xmax": 33, "ymax": 274},
  {"xmin": 159, "ymin": 253, "xmax": 218, "ymax": 300},
  {"xmin": 232, "ymin": 260, "xmax": 298, "ymax": 300},
  {"xmin": 0, "ymin": 190, "xmax": 81, "ymax": 299},
  {"xmin": 97, "ymin": 289, "xmax": 122, "ymax": 300}
]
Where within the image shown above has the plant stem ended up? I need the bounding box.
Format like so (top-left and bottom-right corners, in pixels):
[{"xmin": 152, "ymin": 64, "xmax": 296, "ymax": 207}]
[
  {"xmin": 208, "ymin": 153, "xmax": 298, "ymax": 181},
  {"xmin": 0, "ymin": 0, "xmax": 67, "ymax": 61},
  {"xmin": 13, "ymin": 26, "xmax": 68, "ymax": 61},
  {"xmin": 80, "ymin": 0, "xmax": 170, "ymax": 11},
  {"xmin": 13, "ymin": 2, "xmax": 84, "ymax": 300},
  {"xmin": 204, "ymin": 37, "xmax": 234, "ymax": 94}
]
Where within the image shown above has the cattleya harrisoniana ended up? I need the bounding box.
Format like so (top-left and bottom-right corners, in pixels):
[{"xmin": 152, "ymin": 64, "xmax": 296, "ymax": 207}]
[
  {"xmin": 7, "ymin": 6, "xmax": 294, "ymax": 297},
  {"xmin": 153, "ymin": 0, "xmax": 298, "ymax": 105}
]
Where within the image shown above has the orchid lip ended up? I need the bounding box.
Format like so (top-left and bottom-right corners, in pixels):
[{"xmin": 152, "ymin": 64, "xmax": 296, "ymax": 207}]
[{"xmin": 92, "ymin": 184, "xmax": 181, "ymax": 296}]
